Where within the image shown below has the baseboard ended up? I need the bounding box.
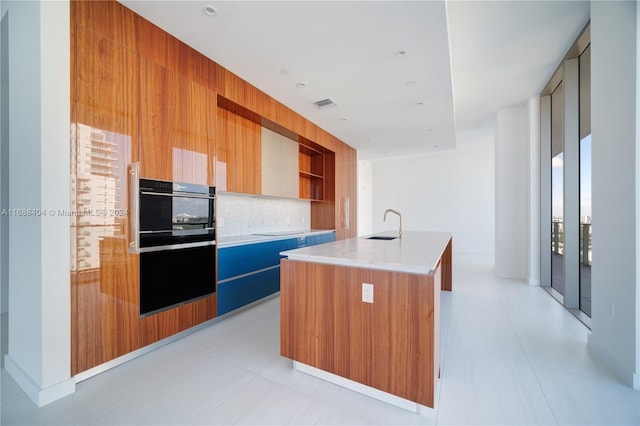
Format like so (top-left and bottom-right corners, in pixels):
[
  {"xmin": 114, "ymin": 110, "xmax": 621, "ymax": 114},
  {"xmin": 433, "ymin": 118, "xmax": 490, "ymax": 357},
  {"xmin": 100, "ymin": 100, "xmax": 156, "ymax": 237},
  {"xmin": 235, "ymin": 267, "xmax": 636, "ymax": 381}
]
[
  {"xmin": 294, "ymin": 361, "xmax": 433, "ymax": 414},
  {"xmin": 527, "ymin": 278, "xmax": 541, "ymax": 286},
  {"xmin": 587, "ymin": 337, "xmax": 639, "ymax": 389},
  {"xmin": 3, "ymin": 354, "xmax": 75, "ymax": 406}
]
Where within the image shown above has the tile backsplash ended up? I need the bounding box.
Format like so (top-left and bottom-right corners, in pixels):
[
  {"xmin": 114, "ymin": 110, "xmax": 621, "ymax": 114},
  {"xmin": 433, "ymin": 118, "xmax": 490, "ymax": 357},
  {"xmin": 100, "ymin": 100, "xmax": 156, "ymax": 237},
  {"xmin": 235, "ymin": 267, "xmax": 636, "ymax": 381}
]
[{"xmin": 216, "ymin": 192, "xmax": 311, "ymax": 237}]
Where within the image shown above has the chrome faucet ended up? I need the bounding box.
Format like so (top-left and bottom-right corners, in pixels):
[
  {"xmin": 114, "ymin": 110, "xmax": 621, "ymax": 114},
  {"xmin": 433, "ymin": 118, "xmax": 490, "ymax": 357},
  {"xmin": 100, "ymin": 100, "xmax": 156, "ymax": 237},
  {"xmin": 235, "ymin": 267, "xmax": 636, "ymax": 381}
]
[{"xmin": 383, "ymin": 209, "xmax": 402, "ymax": 238}]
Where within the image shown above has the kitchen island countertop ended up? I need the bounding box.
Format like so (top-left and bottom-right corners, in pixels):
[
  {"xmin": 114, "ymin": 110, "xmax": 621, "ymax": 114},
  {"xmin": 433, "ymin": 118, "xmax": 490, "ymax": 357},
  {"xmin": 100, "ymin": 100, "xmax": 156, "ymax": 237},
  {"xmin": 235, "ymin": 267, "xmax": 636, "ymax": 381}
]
[{"xmin": 280, "ymin": 230, "xmax": 452, "ymax": 275}]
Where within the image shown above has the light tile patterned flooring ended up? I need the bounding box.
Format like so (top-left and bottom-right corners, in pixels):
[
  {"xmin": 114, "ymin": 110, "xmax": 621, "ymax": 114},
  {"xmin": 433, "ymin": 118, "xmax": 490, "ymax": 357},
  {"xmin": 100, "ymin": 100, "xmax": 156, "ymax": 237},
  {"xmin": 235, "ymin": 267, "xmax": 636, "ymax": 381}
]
[{"xmin": 2, "ymin": 255, "xmax": 639, "ymax": 425}]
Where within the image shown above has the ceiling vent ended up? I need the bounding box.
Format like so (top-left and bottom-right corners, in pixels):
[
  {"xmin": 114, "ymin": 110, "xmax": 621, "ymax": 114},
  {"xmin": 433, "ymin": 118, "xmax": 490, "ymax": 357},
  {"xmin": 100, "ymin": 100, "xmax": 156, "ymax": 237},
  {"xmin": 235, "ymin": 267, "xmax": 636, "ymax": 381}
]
[{"xmin": 313, "ymin": 98, "xmax": 338, "ymax": 110}]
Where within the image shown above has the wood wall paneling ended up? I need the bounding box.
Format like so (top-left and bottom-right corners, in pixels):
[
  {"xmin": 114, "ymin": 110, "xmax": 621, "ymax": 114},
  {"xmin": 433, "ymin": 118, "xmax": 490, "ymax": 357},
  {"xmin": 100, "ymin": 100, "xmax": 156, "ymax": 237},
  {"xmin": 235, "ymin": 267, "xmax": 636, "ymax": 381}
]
[
  {"xmin": 72, "ymin": 0, "xmax": 137, "ymax": 51},
  {"xmin": 215, "ymin": 108, "xmax": 261, "ymax": 194},
  {"xmin": 280, "ymin": 260, "xmax": 439, "ymax": 407},
  {"xmin": 72, "ymin": 23, "xmax": 141, "ymax": 374},
  {"xmin": 139, "ymin": 58, "xmax": 214, "ymax": 185},
  {"xmin": 72, "ymin": 0, "xmax": 358, "ymax": 375}
]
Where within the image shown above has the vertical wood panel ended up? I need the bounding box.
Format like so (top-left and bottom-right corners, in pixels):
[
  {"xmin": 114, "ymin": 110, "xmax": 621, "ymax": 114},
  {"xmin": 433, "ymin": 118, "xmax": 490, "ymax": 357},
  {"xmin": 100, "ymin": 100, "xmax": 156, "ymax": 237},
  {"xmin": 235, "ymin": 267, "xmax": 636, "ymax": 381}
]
[
  {"xmin": 71, "ymin": 0, "xmax": 358, "ymax": 375},
  {"xmin": 140, "ymin": 58, "xmax": 214, "ymax": 184},
  {"xmin": 215, "ymin": 108, "xmax": 261, "ymax": 194},
  {"xmin": 281, "ymin": 260, "xmax": 438, "ymax": 407},
  {"xmin": 72, "ymin": 23, "xmax": 141, "ymax": 375},
  {"xmin": 72, "ymin": 0, "xmax": 137, "ymax": 51},
  {"xmin": 440, "ymin": 238, "xmax": 453, "ymax": 291}
]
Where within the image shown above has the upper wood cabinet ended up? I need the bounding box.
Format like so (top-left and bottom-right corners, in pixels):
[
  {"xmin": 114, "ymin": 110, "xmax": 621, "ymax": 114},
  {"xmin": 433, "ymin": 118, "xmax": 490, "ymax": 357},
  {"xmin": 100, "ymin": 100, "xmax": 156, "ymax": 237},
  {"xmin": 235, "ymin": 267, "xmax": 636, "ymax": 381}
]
[
  {"xmin": 139, "ymin": 58, "xmax": 215, "ymax": 185},
  {"xmin": 216, "ymin": 108, "xmax": 261, "ymax": 194}
]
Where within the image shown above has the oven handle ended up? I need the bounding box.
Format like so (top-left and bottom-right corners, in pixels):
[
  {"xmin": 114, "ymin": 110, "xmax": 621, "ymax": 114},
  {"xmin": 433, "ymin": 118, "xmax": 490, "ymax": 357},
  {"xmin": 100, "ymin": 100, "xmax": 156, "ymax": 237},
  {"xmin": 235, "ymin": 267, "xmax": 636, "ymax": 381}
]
[
  {"xmin": 128, "ymin": 162, "xmax": 140, "ymax": 254},
  {"xmin": 139, "ymin": 240, "xmax": 216, "ymax": 253},
  {"xmin": 139, "ymin": 191, "xmax": 215, "ymax": 200}
]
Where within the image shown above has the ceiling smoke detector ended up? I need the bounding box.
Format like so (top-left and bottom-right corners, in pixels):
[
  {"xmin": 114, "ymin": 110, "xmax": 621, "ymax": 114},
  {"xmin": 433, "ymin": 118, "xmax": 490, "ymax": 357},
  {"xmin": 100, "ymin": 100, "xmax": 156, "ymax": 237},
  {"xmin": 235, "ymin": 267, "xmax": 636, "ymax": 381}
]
[{"xmin": 313, "ymin": 98, "xmax": 338, "ymax": 110}]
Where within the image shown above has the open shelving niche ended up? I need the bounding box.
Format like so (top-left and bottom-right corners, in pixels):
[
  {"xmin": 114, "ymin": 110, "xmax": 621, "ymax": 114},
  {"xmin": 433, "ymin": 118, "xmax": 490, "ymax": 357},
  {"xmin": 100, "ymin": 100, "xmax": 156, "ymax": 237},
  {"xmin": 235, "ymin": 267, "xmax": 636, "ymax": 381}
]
[{"xmin": 217, "ymin": 95, "xmax": 333, "ymax": 203}]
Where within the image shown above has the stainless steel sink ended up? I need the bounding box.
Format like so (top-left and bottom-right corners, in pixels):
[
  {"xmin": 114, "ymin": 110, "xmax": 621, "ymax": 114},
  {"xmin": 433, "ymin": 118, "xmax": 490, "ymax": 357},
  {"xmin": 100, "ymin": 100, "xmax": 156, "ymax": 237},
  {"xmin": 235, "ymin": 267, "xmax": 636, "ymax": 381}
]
[{"xmin": 366, "ymin": 235, "xmax": 398, "ymax": 240}]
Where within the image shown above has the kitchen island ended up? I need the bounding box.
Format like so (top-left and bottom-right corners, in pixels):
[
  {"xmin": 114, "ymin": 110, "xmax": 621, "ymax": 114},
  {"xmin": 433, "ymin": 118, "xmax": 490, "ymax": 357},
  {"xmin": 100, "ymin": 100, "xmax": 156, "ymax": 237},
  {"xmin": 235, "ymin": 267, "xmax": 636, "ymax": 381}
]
[{"xmin": 279, "ymin": 231, "xmax": 452, "ymax": 412}]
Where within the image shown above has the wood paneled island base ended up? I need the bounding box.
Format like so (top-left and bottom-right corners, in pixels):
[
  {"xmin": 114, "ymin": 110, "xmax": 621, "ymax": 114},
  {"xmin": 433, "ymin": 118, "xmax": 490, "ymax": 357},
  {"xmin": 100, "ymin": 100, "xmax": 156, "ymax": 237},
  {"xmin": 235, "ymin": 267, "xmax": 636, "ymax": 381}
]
[{"xmin": 280, "ymin": 254, "xmax": 445, "ymax": 411}]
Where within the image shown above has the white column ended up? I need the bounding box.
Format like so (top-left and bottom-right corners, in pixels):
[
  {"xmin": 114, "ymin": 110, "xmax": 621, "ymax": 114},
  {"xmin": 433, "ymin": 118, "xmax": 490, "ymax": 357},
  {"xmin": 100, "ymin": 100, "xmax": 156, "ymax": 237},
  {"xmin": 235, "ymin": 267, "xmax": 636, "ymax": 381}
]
[
  {"xmin": 3, "ymin": 0, "xmax": 74, "ymax": 406},
  {"xmin": 528, "ymin": 95, "xmax": 541, "ymax": 286},
  {"xmin": 495, "ymin": 103, "xmax": 529, "ymax": 280},
  {"xmin": 589, "ymin": 0, "xmax": 639, "ymax": 389},
  {"xmin": 540, "ymin": 95, "xmax": 551, "ymax": 287}
]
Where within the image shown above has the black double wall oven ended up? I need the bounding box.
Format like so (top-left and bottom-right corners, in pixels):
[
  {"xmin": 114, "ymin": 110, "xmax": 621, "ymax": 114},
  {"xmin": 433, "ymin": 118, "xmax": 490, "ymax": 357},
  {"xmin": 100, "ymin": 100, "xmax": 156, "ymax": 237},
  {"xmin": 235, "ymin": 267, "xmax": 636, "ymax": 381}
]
[{"xmin": 129, "ymin": 164, "xmax": 216, "ymax": 317}]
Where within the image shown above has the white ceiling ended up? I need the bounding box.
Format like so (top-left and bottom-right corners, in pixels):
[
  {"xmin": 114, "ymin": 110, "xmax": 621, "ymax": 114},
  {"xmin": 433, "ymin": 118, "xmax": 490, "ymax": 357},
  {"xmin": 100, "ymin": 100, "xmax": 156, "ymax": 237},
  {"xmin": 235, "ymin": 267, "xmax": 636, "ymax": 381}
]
[{"xmin": 120, "ymin": 0, "xmax": 590, "ymax": 160}]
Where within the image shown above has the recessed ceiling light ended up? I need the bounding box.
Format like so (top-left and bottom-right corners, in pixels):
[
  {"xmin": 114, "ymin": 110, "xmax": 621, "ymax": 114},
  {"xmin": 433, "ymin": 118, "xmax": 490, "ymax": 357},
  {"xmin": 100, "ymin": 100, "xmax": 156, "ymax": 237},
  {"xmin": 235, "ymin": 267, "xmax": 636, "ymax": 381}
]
[
  {"xmin": 280, "ymin": 68, "xmax": 290, "ymax": 75},
  {"xmin": 395, "ymin": 49, "xmax": 407, "ymax": 57},
  {"xmin": 203, "ymin": 5, "xmax": 217, "ymax": 16},
  {"xmin": 339, "ymin": 117, "xmax": 348, "ymax": 122},
  {"xmin": 406, "ymin": 80, "xmax": 418, "ymax": 87},
  {"xmin": 433, "ymin": 144, "xmax": 439, "ymax": 149},
  {"xmin": 415, "ymin": 102, "xmax": 424, "ymax": 107},
  {"xmin": 296, "ymin": 82, "xmax": 307, "ymax": 88}
]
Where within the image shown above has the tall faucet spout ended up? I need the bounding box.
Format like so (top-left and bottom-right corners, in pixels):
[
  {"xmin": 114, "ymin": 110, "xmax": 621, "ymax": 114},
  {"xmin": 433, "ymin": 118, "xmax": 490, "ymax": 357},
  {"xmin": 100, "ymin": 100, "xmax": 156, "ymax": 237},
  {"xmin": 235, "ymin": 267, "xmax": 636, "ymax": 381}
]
[{"xmin": 383, "ymin": 209, "xmax": 403, "ymax": 238}]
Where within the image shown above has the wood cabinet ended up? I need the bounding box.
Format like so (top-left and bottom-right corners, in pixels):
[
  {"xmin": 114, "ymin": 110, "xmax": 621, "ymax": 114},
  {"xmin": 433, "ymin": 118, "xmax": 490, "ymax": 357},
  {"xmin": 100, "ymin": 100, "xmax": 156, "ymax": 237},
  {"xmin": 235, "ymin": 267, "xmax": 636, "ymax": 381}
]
[
  {"xmin": 281, "ymin": 259, "xmax": 441, "ymax": 408},
  {"xmin": 72, "ymin": 24, "xmax": 141, "ymax": 375},
  {"xmin": 139, "ymin": 58, "xmax": 215, "ymax": 185},
  {"xmin": 334, "ymin": 144, "xmax": 358, "ymax": 240},
  {"xmin": 71, "ymin": 0, "xmax": 358, "ymax": 376},
  {"xmin": 216, "ymin": 108, "xmax": 261, "ymax": 194}
]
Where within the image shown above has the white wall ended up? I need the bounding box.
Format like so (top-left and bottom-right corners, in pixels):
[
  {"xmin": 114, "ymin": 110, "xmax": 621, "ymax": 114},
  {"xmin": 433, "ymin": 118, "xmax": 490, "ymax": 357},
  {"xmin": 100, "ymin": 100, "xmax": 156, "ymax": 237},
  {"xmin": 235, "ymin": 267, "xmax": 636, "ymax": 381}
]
[
  {"xmin": 589, "ymin": 0, "xmax": 639, "ymax": 389},
  {"xmin": 495, "ymin": 102, "xmax": 532, "ymax": 280},
  {"xmin": 3, "ymin": 0, "xmax": 75, "ymax": 405},
  {"xmin": 370, "ymin": 129, "xmax": 495, "ymax": 254}
]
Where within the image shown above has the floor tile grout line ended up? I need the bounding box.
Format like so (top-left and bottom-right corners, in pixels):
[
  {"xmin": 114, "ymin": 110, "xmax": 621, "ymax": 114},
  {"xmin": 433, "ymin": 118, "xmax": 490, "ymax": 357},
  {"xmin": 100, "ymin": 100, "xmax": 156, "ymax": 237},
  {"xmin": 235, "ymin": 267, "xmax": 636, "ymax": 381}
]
[{"xmin": 497, "ymin": 284, "xmax": 563, "ymax": 426}]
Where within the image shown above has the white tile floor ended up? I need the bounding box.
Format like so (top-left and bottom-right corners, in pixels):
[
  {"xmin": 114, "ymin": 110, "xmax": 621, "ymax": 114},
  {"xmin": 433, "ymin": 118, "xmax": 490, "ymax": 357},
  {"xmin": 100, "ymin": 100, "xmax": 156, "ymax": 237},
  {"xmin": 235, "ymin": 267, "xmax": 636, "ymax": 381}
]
[{"xmin": 2, "ymin": 254, "xmax": 639, "ymax": 425}]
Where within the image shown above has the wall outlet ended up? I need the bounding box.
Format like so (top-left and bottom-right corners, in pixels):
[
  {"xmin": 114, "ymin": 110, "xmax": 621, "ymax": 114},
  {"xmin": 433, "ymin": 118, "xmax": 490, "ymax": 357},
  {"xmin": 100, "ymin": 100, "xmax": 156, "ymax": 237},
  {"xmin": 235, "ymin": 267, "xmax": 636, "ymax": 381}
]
[
  {"xmin": 362, "ymin": 283, "xmax": 374, "ymax": 304},
  {"xmin": 218, "ymin": 217, "xmax": 224, "ymax": 227}
]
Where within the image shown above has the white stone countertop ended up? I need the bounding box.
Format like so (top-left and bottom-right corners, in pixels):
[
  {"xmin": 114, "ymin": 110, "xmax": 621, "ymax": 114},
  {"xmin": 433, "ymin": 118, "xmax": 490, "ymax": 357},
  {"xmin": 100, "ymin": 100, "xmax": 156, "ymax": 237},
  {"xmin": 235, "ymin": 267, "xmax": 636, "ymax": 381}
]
[
  {"xmin": 217, "ymin": 229, "xmax": 335, "ymax": 248},
  {"xmin": 280, "ymin": 230, "xmax": 452, "ymax": 275}
]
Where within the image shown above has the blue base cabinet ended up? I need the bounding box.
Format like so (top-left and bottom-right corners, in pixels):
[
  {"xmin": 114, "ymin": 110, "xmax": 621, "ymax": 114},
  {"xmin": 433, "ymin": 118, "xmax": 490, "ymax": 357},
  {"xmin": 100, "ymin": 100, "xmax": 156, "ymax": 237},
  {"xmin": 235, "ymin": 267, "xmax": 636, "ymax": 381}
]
[{"xmin": 217, "ymin": 232, "xmax": 335, "ymax": 316}]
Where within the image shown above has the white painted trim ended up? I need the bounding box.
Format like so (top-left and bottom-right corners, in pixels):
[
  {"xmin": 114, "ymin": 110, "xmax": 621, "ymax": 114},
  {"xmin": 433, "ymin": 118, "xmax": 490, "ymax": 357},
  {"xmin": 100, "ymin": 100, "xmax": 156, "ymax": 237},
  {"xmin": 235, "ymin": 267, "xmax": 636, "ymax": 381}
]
[
  {"xmin": 293, "ymin": 361, "xmax": 434, "ymax": 414},
  {"xmin": 528, "ymin": 95, "xmax": 541, "ymax": 287},
  {"xmin": 588, "ymin": 337, "xmax": 638, "ymax": 389},
  {"xmin": 4, "ymin": 354, "xmax": 75, "ymax": 407}
]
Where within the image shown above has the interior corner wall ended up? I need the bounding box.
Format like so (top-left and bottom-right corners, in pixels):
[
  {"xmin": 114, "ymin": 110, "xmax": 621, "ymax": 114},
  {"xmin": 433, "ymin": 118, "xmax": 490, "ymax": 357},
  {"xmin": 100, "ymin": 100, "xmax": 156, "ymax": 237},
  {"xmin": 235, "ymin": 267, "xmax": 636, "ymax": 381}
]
[
  {"xmin": 370, "ymin": 132, "xmax": 494, "ymax": 255},
  {"xmin": 4, "ymin": 0, "xmax": 74, "ymax": 406},
  {"xmin": 589, "ymin": 0, "xmax": 639, "ymax": 389},
  {"xmin": 495, "ymin": 102, "xmax": 530, "ymax": 280}
]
